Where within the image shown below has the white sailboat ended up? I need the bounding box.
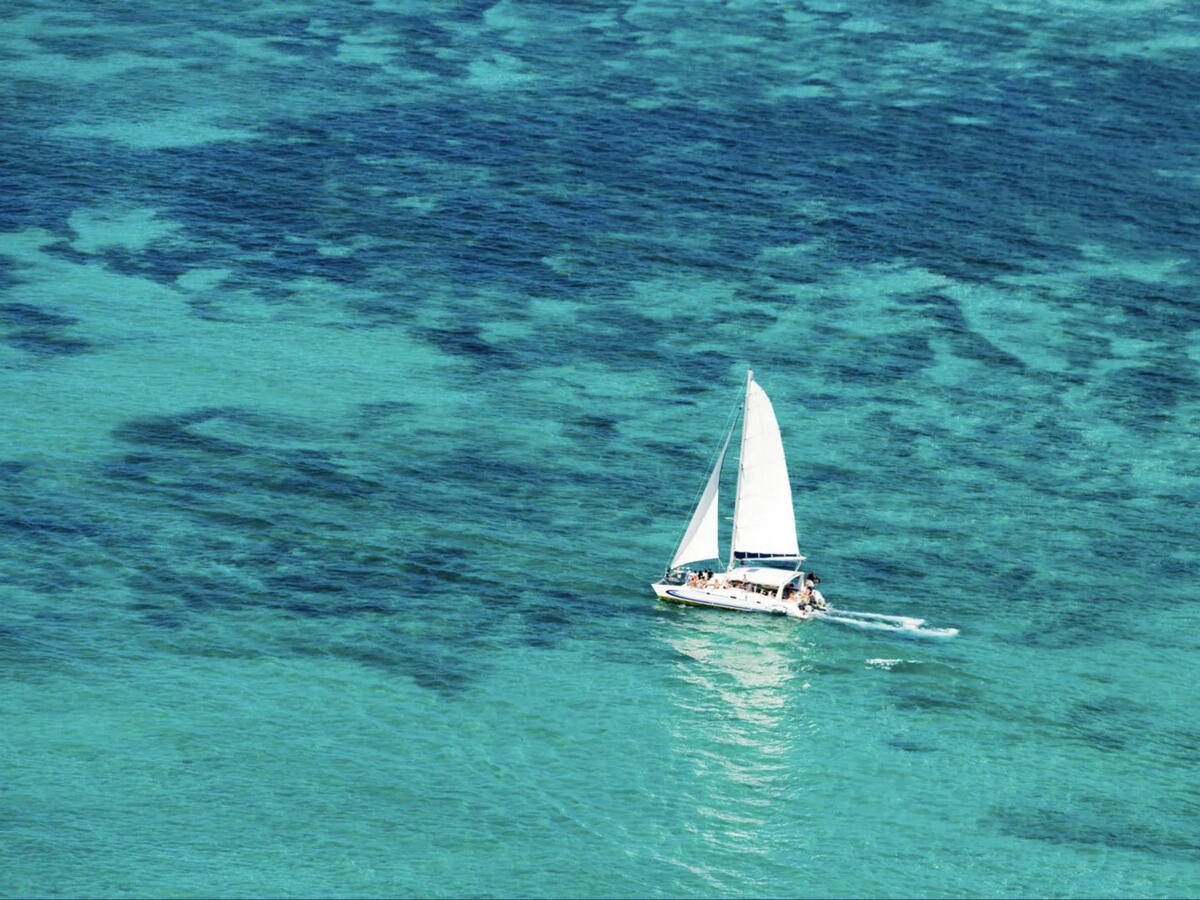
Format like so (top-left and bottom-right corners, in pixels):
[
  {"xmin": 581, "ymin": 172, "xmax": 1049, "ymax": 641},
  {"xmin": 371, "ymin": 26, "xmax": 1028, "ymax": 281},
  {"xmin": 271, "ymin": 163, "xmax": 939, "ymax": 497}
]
[
  {"xmin": 652, "ymin": 369, "xmax": 959, "ymax": 637},
  {"xmin": 651, "ymin": 369, "xmax": 814, "ymax": 616}
]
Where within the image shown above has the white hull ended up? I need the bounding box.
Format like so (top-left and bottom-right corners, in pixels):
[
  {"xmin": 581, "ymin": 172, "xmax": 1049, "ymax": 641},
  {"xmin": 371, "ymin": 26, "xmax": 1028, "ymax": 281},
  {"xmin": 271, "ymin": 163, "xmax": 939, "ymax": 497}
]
[
  {"xmin": 652, "ymin": 582, "xmax": 799, "ymax": 616},
  {"xmin": 653, "ymin": 583, "xmax": 958, "ymax": 636}
]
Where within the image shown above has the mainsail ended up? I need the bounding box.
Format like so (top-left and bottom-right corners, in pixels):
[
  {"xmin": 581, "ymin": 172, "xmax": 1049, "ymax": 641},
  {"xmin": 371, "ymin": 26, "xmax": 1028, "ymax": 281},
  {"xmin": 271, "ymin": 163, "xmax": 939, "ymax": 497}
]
[
  {"xmin": 730, "ymin": 372, "xmax": 800, "ymax": 562},
  {"xmin": 669, "ymin": 426, "xmax": 733, "ymax": 569}
]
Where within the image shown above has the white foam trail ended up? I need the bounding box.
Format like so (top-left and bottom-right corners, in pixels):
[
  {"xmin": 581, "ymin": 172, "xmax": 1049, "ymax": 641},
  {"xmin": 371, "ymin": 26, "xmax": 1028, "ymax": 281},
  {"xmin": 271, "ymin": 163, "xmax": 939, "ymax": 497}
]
[
  {"xmin": 815, "ymin": 611, "xmax": 958, "ymax": 638},
  {"xmin": 829, "ymin": 608, "xmax": 926, "ymax": 626}
]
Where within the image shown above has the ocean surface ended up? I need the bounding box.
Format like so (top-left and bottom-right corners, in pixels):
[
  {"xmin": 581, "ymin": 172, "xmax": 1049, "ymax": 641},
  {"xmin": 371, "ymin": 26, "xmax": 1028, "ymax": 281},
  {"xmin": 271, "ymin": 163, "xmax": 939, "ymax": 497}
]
[{"xmin": 2, "ymin": 1, "xmax": 1199, "ymax": 897}]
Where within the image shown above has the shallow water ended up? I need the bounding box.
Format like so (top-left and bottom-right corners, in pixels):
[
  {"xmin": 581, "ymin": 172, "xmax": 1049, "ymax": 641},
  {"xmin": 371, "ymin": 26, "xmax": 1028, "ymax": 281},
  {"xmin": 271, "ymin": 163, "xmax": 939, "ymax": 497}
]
[{"xmin": 2, "ymin": 1, "xmax": 1199, "ymax": 897}]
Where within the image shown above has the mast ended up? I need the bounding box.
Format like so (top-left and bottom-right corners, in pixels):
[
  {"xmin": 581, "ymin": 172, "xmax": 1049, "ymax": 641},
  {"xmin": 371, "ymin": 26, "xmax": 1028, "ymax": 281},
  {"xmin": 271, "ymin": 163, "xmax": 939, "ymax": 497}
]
[{"xmin": 729, "ymin": 369, "xmax": 754, "ymax": 570}]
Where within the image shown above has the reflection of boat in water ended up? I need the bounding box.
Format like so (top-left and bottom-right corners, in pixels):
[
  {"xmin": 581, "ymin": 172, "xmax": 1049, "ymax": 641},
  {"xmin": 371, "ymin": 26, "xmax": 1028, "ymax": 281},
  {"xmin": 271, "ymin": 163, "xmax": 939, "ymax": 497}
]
[
  {"xmin": 652, "ymin": 370, "xmax": 958, "ymax": 639},
  {"xmin": 659, "ymin": 617, "xmax": 803, "ymax": 867}
]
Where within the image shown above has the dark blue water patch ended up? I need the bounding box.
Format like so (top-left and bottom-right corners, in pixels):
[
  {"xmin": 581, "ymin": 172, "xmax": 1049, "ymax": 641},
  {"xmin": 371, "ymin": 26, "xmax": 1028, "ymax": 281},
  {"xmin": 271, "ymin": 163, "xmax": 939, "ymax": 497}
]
[
  {"xmin": 1161, "ymin": 727, "xmax": 1200, "ymax": 768},
  {"xmin": 986, "ymin": 804, "xmax": 1200, "ymax": 862},
  {"xmin": 381, "ymin": 558, "xmax": 473, "ymax": 588},
  {"xmin": 114, "ymin": 522, "xmax": 499, "ymax": 691},
  {"xmin": 0, "ymin": 514, "xmax": 100, "ymax": 539},
  {"xmin": 350, "ymin": 641, "xmax": 478, "ymax": 696},
  {"xmin": 3, "ymin": 331, "xmax": 91, "ymax": 357},
  {"xmin": 166, "ymin": 457, "xmax": 374, "ymax": 508},
  {"xmin": 886, "ymin": 686, "xmax": 981, "ymax": 713},
  {"xmin": 264, "ymin": 33, "xmax": 340, "ymax": 60},
  {"xmin": 110, "ymin": 408, "xmax": 386, "ymax": 501},
  {"xmin": 2, "ymin": 331, "xmax": 90, "ymax": 360},
  {"xmin": 228, "ymin": 243, "xmax": 376, "ymax": 299},
  {"xmin": 271, "ymin": 603, "xmax": 495, "ymax": 695},
  {"xmin": 94, "ymin": 244, "xmax": 226, "ymax": 289},
  {"xmin": 37, "ymin": 240, "xmax": 112, "ymax": 273},
  {"xmin": 277, "ymin": 598, "xmax": 397, "ymax": 619},
  {"xmin": 352, "ymin": 400, "xmax": 421, "ymax": 426},
  {"xmin": 860, "ymin": 410, "xmax": 934, "ymax": 460},
  {"xmin": 13, "ymin": 567, "xmax": 96, "ymax": 597},
  {"xmin": 337, "ymin": 291, "xmax": 423, "ymax": 327},
  {"xmin": 30, "ymin": 28, "xmax": 169, "ymax": 60},
  {"xmin": 275, "ymin": 455, "xmax": 382, "ymax": 501},
  {"xmin": 1089, "ymin": 279, "xmax": 1200, "ymax": 340},
  {"xmin": 1151, "ymin": 545, "xmax": 1200, "ymax": 585},
  {"xmin": 113, "ymin": 409, "xmax": 250, "ymax": 456},
  {"xmin": 1027, "ymin": 408, "xmax": 1087, "ymax": 452},
  {"xmin": 516, "ymin": 589, "xmax": 583, "ymax": 649},
  {"xmin": 99, "ymin": 452, "xmax": 166, "ymax": 485},
  {"xmin": 790, "ymin": 50, "xmax": 1198, "ymax": 267},
  {"xmin": 142, "ymin": 89, "xmax": 826, "ymax": 306},
  {"xmin": 563, "ymin": 414, "xmax": 621, "ymax": 446},
  {"xmin": 342, "ymin": 405, "xmax": 430, "ymax": 447},
  {"xmin": 1064, "ymin": 695, "xmax": 1153, "ymax": 755},
  {"xmin": 0, "ymin": 616, "xmax": 95, "ymax": 682},
  {"xmin": 0, "ymin": 301, "xmax": 90, "ymax": 357},
  {"xmin": 0, "ymin": 260, "xmax": 17, "ymax": 295},
  {"xmin": 127, "ymin": 565, "xmax": 262, "ymax": 614},
  {"xmin": 1110, "ymin": 500, "xmax": 1193, "ymax": 568},
  {"xmin": 5, "ymin": 3, "xmax": 1197, "ymax": 311},
  {"xmin": 139, "ymin": 609, "xmax": 186, "ymax": 630},
  {"xmin": 0, "ymin": 460, "xmax": 30, "ymax": 478},
  {"xmin": 894, "ymin": 292, "xmax": 971, "ymax": 334},
  {"xmin": 92, "ymin": 408, "xmax": 460, "ymax": 626},
  {"xmin": 887, "ymin": 739, "xmax": 939, "ymax": 753},
  {"xmin": 1093, "ymin": 362, "xmax": 1197, "ymax": 426},
  {"xmin": 811, "ymin": 336, "xmax": 933, "ymax": 390},
  {"xmin": 949, "ymin": 330, "xmax": 1032, "ymax": 379},
  {"xmin": 850, "ymin": 560, "xmax": 929, "ymax": 599},
  {"xmin": 263, "ymin": 556, "xmax": 407, "ymax": 603},
  {"xmin": 415, "ymin": 324, "xmax": 519, "ymax": 369},
  {"xmin": 795, "ymin": 464, "xmax": 868, "ymax": 508},
  {"xmin": 647, "ymin": 354, "xmax": 739, "ymax": 411},
  {"xmin": 522, "ymin": 607, "xmax": 573, "ymax": 649},
  {"xmin": 0, "ymin": 129, "xmax": 161, "ymax": 235},
  {"xmin": 432, "ymin": 448, "xmax": 544, "ymax": 495},
  {"xmin": 0, "ymin": 302, "xmax": 78, "ymax": 329},
  {"xmin": 266, "ymin": 573, "xmax": 350, "ymax": 597}
]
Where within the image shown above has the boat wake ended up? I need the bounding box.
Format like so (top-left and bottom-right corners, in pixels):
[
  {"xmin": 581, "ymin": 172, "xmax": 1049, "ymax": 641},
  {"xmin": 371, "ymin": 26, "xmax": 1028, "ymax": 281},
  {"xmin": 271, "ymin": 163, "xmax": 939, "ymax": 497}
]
[{"xmin": 814, "ymin": 607, "xmax": 958, "ymax": 639}]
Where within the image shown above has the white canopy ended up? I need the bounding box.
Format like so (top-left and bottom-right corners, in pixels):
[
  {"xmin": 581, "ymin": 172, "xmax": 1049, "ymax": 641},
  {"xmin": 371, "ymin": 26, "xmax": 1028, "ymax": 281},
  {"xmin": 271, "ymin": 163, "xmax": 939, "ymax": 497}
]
[{"xmin": 725, "ymin": 566, "xmax": 802, "ymax": 588}]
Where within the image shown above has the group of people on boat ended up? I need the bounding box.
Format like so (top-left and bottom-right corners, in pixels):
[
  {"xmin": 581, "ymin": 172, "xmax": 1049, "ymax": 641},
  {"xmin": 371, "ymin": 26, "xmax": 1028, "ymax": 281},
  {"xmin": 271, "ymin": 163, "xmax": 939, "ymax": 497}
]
[
  {"xmin": 675, "ymin": 567, "xmax": 829, "ymax": 613},
  {"xmin": 785, "ymin": 573, "xmax": 828, "ymax": 613},
  {"xmin": 684, "ymin": 569, "xmax": 725, "ymax": 589}
]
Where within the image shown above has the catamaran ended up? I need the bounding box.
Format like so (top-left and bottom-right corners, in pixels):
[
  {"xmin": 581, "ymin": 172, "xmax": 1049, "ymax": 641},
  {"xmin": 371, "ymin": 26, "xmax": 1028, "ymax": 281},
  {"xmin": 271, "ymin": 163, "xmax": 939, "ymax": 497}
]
[
  {"xmin": 652, "ymin": 370, "xmax": 958, "ymax": 637},
  {"xmin": 651, "ymin": 369, "xmax": 816, "ymax": 616}
]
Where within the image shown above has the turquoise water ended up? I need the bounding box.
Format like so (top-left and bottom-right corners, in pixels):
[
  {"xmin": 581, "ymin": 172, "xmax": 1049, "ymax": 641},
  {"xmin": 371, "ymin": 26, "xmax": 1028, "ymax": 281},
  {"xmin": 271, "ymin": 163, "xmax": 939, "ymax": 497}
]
[{"xmin": 3, "ymin": 1, "xmax": 1199, "ymax": 897}]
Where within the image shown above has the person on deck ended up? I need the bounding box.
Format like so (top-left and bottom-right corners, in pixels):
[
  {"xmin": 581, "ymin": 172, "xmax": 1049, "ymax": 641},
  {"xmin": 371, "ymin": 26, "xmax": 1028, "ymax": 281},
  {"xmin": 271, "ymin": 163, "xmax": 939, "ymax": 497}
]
[{"xmin": 806, "ymin": 572, "xmax": 827, "ymax": 609}]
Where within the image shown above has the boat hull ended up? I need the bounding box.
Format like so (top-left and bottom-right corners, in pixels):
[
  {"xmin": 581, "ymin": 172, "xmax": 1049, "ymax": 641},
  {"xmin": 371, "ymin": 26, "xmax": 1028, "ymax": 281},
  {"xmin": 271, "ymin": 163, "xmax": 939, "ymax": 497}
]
[{"xmin": 651, "ymin": 582, "xmax": 791, "ymax": 615}]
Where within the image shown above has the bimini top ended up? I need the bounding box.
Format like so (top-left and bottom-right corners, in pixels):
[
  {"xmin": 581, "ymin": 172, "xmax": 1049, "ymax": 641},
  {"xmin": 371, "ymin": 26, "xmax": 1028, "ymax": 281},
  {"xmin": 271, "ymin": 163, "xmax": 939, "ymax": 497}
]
[{"xmin": 725, "ymin": 566, "xmax": 802, "ymax": 589}]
